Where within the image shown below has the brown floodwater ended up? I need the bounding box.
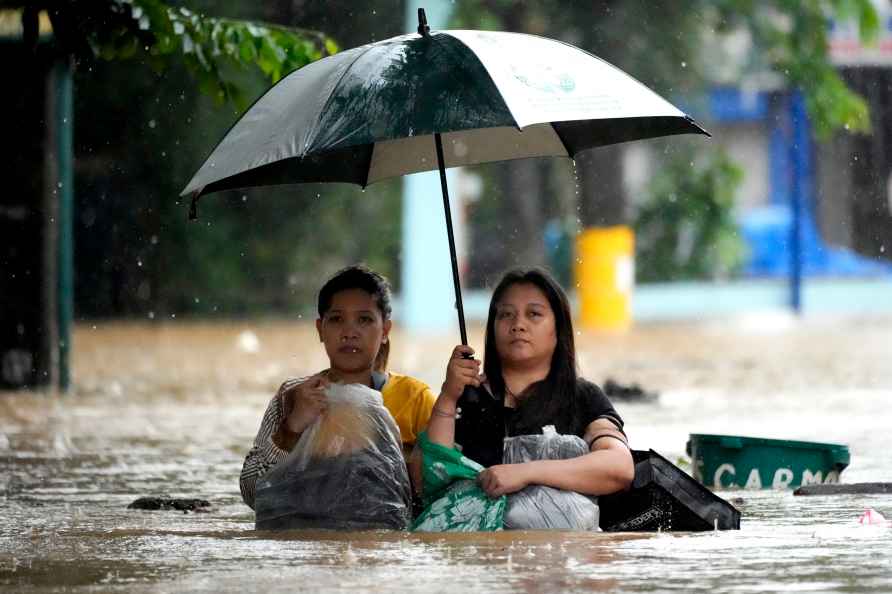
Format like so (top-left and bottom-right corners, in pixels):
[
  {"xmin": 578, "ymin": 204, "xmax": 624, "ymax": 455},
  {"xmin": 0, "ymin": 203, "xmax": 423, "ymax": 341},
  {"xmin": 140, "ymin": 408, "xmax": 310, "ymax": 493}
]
[{"xmin": 2, "ymin": 315, "xmax": 891, "ymax": 593}]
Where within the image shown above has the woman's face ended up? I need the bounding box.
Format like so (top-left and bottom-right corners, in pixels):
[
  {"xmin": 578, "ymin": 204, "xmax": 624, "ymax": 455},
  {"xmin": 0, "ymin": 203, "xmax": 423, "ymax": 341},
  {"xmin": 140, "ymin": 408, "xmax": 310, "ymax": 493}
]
[
  {"xmin": 316, "ymin": 288, "xmax": 390, "ymax": 378},
  {"xmin": 493, "ymin": 282, "xmax": 557, "ymax": 370}
]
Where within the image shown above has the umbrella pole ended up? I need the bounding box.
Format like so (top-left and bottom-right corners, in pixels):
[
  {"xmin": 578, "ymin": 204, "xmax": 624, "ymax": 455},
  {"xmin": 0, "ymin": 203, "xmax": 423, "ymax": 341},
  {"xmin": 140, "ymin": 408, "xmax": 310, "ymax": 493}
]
[{"xmin": 434, "ymin": 132, "xmax": 469, "ymax": 346}]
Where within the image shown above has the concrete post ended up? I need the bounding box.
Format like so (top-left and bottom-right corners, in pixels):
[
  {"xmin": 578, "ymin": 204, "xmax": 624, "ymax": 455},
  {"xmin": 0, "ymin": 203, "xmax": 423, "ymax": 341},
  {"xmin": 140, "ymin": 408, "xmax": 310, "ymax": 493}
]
[{"xmin": 400, "ymin": 0, "xmax": 459, "ymax": 333}]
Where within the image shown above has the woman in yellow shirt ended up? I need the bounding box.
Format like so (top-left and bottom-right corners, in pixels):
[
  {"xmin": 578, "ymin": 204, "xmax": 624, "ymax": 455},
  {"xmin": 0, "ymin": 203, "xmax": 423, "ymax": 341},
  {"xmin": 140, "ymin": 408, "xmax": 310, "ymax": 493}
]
[{"xmin": 239, "ymin": 265, "xmax": 436, "ymax": 510}]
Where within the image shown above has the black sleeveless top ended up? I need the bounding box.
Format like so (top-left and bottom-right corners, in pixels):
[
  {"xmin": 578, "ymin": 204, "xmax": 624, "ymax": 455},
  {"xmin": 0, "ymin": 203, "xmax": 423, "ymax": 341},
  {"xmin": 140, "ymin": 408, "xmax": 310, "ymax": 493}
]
[{"xmin": 453, "ymin": 378, "xmax": 624, "ymax": 468}]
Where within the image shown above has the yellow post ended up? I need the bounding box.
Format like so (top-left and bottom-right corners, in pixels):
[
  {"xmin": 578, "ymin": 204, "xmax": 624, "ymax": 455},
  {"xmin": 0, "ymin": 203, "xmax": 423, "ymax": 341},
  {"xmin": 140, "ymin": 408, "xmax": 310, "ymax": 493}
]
[{"xmin": 575, "ymin": 226, "xmax": 634, "ymax": 331}]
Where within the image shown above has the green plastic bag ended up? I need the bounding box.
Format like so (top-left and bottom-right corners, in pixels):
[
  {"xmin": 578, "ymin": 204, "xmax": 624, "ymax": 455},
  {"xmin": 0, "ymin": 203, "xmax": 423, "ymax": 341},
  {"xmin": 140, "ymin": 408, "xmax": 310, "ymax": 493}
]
[{"xmin": 411, "ymin": 431, "xmax": 506, "ymax": 532}]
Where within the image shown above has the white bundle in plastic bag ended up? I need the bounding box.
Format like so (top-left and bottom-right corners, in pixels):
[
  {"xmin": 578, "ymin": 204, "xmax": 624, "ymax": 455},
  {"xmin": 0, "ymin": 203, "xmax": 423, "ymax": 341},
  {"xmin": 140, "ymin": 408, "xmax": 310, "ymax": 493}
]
[
  {"xmin": 503, "ymin": 426, "xmax": 600, "ymax": 530},
  {"xmin": 254, "ymin": 383, "xmax": 412, "ymax": 530}
]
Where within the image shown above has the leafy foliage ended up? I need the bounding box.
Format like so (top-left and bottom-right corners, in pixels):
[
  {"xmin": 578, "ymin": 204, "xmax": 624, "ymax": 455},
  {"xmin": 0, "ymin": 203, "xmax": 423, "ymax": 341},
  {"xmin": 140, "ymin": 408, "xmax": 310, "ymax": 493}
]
[
  {"xmin": 712, "ymin": 0, "xmax": 878, "ymax": 137},
  {"xmin": 11, "ymin": 0, "xmax": 337, "ymax": 109},
  {"xmin": 453, "ymin": 0, "xmax": 879, "ymax": 137},
  {"xmin": 634, "ymin": 149, "xmax": 747, "ymax": 282},
  {"xmin": 59, "ymin": 1, "xmax": 407, "ymax": 317}
]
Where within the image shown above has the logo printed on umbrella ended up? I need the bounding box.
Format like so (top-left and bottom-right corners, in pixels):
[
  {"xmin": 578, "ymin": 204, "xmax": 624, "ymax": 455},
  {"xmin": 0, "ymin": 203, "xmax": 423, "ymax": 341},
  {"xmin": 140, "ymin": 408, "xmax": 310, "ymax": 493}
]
[{"xmin": 510, "ymin": 63, "xmax": 576, "ymax": 95}]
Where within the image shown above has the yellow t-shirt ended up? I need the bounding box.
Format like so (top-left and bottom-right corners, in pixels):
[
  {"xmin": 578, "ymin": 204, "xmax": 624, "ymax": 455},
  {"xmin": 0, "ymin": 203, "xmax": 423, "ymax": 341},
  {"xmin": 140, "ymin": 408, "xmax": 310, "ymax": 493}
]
[{"xmin": 380, "ymin": 372, "xmax": 437, "ymax": 446}]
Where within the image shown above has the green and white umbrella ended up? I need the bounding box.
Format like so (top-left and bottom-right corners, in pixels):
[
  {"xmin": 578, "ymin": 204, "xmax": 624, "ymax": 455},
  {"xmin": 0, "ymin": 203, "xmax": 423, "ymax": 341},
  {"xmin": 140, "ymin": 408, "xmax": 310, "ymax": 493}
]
[{"xmin": 183, "ymin": 9, "xmax": 708, "ymax": 342}]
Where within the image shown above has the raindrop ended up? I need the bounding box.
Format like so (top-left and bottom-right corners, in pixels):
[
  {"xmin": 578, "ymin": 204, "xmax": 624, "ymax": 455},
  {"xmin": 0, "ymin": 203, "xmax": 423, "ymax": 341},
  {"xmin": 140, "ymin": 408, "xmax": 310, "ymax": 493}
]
[
  {"xmin": 148, "ymin": 119, "xmax": 156, "ymax": 129},
  {"xmin": 137, "ymin": 259, "xmax": 143, "ymax": 267},
  {"xmin": 194, "ymin": 297, "xmax": 200, "ymax": 304},
  {"xmin": 237, "ymin": 330, "xmax": 260, "ymax": 353},
  {"xmin": 171, "ymin": 313, "xmax": 176, "ymax": 319},
  {"xmin": 151, "ymin": 235, "xmax": 159, "ymax": 245},
  {"xmin": 881, "ymin": 245, "xmax": 886, "ymax": 253},
  {"xmin": 57, "ymin": 182, "xmax": 63, "ymax": 188},
  {"xmin": 681, "ymin": 61, "xmax": 687, "ymax": 68},
  {"xmin": 148, "ymin": 311, "xmax": 155, "ymax": 320},
  {"xmin": 242, "ymin": 195, "xmax": 248, "ymax": 202}
]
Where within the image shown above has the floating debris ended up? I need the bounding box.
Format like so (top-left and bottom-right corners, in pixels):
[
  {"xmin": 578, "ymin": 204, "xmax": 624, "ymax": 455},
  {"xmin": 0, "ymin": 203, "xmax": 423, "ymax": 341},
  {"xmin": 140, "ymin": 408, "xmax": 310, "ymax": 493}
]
[
  {"xmin": 795, "ymin": 483, "xmax": 892, "ymax": 496},
  {"xmin": 127, "ymin": 496, "xmax": 211, "ymax": 512},
  {"xmin": 603, "ymin": 378, "xmax": 659, "ymax": 402},
  {"xmin": 858, "ymin": 508, "xmax": 891, "ymax": 527}
]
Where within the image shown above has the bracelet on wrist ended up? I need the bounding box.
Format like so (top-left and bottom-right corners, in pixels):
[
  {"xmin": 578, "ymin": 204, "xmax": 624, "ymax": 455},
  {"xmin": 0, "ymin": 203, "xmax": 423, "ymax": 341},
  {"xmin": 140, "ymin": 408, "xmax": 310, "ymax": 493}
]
[{"xmin": 431, "ymin": 406, "xmax": 457, "ymax": 419}]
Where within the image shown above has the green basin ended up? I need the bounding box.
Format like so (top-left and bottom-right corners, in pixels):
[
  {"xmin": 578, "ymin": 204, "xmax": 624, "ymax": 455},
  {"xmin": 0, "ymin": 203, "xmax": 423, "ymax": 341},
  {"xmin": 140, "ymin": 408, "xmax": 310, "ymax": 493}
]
[{"xmin": 687, "ymin": 433, "xmax": 850, "ymax": 490}]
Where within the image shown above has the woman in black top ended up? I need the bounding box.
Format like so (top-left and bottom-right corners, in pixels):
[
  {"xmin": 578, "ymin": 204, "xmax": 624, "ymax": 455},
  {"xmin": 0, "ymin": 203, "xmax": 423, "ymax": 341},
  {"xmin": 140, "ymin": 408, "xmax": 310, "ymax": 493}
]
[{"xmin": 427, "ymin": 268, "xmax": 634, "ymax": 498}]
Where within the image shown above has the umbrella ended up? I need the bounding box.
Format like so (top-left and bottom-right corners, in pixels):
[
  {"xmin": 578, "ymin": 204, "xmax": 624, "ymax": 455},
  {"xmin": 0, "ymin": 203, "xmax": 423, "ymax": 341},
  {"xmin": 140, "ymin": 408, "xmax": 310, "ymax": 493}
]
[{"xmin": 182, "ymin": 8, "xmax": 708, "ymax": 345}]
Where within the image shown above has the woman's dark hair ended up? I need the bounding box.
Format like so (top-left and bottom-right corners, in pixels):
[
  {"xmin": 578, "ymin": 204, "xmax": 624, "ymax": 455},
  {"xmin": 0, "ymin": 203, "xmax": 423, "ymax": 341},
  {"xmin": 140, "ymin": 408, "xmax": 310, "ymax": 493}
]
[
  {"xmin": 483, "ymin": 267, "xmax": 579, "ymax": 434},
  {"xmin": 317, "ymin": 264, "xmax": 393, "ymax": 372}
]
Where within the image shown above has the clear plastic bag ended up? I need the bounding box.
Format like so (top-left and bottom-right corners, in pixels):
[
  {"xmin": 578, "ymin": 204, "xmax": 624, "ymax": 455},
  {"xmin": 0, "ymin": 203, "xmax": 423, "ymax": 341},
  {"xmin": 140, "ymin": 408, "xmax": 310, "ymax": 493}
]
[
  {"xmin": 254, "ymin": 383, "xmax": 412, "ymax": 531},
  {"xmin": 502, "ymin": 426, "xmax": 600, "ymax": 530}
]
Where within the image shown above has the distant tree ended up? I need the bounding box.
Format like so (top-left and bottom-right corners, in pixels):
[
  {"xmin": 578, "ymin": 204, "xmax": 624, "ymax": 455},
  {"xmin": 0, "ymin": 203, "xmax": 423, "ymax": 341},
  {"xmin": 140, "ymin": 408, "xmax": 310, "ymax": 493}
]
[
  {"xmin": 7, "ymin": 0, "xmax": 336, "ymax": 107},
  {"xmin": 5, "ymin": 0, "xmax": 344, "ymax": 317}
]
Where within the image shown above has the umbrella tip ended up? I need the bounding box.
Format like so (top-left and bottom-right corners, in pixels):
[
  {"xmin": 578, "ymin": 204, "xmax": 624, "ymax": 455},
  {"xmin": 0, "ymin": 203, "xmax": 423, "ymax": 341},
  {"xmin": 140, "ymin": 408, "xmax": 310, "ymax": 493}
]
[{"xmin": 417, "ymin": 8, "xmax": 430, "ymax": 37}]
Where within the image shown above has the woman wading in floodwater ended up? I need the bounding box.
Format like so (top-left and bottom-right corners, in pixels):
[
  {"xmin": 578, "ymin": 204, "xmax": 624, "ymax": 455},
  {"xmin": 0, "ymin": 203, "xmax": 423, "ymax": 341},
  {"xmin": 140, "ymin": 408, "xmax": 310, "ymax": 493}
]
[
  {"xmin": 427, "ymin": 268, "xmax": 634, "ymax": 501},
  {"xmin": 240, "ymin": 265, "xmax": 436, "ymax": 517}
]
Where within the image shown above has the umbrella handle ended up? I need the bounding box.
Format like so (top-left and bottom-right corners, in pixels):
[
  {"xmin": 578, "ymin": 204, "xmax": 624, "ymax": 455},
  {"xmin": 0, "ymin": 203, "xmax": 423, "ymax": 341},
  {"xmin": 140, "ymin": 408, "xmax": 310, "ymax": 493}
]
[{"xmin": 434, "ymin": 133, "xmax": 469, "ymax": 347}]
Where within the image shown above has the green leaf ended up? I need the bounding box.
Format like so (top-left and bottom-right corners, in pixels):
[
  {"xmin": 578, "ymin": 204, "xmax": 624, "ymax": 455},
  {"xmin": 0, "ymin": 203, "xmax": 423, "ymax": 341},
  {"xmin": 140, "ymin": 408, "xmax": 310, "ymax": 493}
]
[{"xmin": 81, "ymin": 1, "xmax": 333, "ymax": 107}]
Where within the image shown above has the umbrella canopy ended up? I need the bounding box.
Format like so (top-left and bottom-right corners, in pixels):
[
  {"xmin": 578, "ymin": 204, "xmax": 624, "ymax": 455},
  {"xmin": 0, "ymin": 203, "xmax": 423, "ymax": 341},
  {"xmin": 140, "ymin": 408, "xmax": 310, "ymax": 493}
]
[
  {"xmin": 182, "ymin": 23, "xmax": 706, "ymax": 197},
  {"xmin": 182, "ymin": 10, "xmax": 708, "ymax": 343}
]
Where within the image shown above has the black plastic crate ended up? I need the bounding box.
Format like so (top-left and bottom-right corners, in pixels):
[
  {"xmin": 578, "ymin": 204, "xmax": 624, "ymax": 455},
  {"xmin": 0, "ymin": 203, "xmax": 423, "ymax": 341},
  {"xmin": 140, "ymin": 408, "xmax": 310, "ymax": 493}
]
[{"xmin": 599, "ymin": 449, "xmax": 741, "ymax": 532}]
